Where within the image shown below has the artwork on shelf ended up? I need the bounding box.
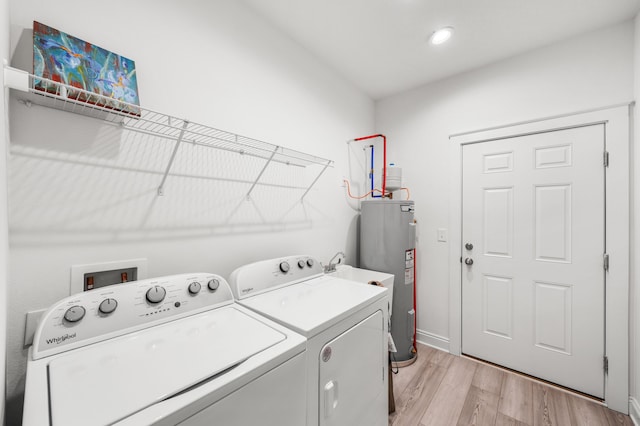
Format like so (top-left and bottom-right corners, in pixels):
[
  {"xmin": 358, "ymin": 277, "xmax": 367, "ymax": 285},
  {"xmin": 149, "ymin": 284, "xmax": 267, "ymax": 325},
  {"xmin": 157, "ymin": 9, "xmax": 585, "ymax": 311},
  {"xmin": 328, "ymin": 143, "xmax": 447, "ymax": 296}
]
[{"xmin": 32, "ymin": 21, "xmax": 141, "ymax": 116}]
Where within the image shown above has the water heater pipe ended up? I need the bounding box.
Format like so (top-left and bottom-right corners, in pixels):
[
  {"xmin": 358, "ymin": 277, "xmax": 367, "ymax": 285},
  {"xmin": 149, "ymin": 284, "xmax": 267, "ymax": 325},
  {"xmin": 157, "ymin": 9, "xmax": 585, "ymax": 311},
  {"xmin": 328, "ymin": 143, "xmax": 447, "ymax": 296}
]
[
  {"xmin": 413, "ymin": 247, "xmax": 417, "ymax": 352},
  {"xmin": 353, "ymin": 134, "xmax": 387, "ymax": 197},
  {"xmin": 369, "ymin": 145, "xmax": 382, "ymax": 198}
]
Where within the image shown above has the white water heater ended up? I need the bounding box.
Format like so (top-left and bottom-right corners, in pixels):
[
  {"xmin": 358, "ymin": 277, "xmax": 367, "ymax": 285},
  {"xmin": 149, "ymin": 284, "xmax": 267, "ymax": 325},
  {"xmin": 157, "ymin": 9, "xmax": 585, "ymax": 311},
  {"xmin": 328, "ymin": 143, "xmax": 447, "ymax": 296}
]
[{"xmin": 360, "ymin": 199, "xmax": 416, "ymax": 361}]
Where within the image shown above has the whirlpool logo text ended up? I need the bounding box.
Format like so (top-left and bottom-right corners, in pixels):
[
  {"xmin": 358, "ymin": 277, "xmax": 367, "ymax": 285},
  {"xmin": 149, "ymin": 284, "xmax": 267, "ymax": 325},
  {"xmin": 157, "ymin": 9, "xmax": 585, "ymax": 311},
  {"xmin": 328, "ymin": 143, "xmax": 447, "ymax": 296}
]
[{"xmin": 46, "ymin": 332, "xmax": 77, "ymax": 345}]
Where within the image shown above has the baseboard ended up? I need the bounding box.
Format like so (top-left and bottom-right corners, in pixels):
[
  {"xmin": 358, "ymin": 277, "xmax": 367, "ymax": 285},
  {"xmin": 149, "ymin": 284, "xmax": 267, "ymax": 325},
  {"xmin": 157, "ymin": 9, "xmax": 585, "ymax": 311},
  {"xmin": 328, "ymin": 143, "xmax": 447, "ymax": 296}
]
[
  {"xmin": 416, "ymin": 329, "xmax": 449, "ymax": 352},
  {"xmin": 630, "ymin": 397, "xmax": 640, "ymax": 426}
]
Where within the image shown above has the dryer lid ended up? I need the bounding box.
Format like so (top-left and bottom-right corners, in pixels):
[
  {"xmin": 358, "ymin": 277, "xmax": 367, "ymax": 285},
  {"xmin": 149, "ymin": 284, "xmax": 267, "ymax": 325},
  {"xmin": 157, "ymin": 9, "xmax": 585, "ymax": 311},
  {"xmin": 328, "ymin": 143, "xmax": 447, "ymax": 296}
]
[
  {"xmin": 47, "ymin": 306, "xmax": 285, "ymax": 426},
  {"xmin": 240, "ymin": 276, "xmax": 387, "ymax": 337}
]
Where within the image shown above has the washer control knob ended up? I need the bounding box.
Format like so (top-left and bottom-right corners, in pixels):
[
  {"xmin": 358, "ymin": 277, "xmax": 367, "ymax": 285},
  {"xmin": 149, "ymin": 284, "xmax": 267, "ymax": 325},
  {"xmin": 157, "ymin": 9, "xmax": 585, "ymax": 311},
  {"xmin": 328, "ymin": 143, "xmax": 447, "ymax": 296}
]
[
  {"xmin": 306, "ymin": 259, "xmax": 314, "ymax": 268},
  {"xmin": 98, "ymin": 298, "xmax": 118, "ymax": 314},
  {"xmin": 298, "ymin": 260, "xmax": 306, "ymax": 269},
  {"xmin": 64, "ymin": 305, "xmax": 86, "ymax": 323},
  {"xmin": 146, "ymin": 286, "xmax": 166, "ymax": 304},
  {"xmin": 188, "ymin": 281, "xmax": 202, "ymax": 295},
  {"xmin": 207, "ymin": 279, "xmax": 220, "ymax": 291},
  {"xmin": 279, "ymin": 261, "xmax": 290, "ymax": 273}
]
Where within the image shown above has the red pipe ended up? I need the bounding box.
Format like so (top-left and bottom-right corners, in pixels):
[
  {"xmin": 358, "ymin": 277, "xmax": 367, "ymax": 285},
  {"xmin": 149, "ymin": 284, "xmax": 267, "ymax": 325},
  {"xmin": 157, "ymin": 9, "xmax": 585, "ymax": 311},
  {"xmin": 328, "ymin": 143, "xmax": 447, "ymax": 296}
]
[
  {"xmin": 413, "ymin": 248, "xmax": 417, "ymax": 352},
  {"xmin": 353, "ymin": 134, "xmax": 387, "ymax": 197}
]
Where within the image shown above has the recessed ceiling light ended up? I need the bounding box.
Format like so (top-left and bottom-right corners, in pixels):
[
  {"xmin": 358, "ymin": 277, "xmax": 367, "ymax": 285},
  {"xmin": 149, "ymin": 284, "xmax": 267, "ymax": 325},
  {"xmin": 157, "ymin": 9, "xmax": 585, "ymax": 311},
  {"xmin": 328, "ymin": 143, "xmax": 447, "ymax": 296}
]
[{"xmin": 430, "ymin": 27, "xmax": 454, "ymax": 45}]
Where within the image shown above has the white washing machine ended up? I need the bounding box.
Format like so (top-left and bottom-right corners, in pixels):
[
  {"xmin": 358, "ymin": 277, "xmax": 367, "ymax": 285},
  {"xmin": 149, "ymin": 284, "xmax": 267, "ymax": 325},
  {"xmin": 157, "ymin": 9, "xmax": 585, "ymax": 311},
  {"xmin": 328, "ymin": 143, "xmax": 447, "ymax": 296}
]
[
  {"xmin": 229, "ymin": 255, "xmax": 389, "ymax": 426},
  {"xmin": 22, "ymin": 273, "xmax": 307, "ymax": 426}
]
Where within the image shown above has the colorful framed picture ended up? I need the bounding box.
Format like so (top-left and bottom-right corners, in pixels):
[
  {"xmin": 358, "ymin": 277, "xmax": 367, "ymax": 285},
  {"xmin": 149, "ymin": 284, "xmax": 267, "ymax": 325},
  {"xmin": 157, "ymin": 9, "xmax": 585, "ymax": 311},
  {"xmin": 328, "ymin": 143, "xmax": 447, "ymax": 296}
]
[{"xmin": 33, "ymin": 21, "xmax": 140, "ymax": 116}]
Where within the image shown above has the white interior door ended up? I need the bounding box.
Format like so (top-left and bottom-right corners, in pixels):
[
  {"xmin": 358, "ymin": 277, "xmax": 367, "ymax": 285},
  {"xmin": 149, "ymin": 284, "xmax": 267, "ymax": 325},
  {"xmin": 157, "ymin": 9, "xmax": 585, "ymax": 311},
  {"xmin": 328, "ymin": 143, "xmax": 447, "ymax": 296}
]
[{"xmin": 461, "ymin": 124, "xmax": 605, "ymax": 398}]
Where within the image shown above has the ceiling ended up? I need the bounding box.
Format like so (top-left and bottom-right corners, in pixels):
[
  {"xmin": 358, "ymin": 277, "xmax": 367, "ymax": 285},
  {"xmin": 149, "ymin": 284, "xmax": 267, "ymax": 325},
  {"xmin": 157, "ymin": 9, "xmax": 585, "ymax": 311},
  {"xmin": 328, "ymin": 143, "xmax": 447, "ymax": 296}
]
[{"xmin": 241, "ymin": 0, "xmax": 640, "ymax": 100}]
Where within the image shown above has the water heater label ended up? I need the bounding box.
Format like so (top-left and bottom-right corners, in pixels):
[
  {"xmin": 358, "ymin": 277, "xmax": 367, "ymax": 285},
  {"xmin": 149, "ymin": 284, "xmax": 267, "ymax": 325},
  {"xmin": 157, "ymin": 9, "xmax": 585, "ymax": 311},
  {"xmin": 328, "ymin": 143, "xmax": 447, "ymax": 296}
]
[
  {"xmin": 400, "ymin": 204, "xmax": 415, "ymax": 213},
  {"xmin": 405, "ymin": 249, "xmax": 415, "ymax": 284},
  {"xmin": 404, "ymin": 268, "xmax": 413, "ymax": 285}
]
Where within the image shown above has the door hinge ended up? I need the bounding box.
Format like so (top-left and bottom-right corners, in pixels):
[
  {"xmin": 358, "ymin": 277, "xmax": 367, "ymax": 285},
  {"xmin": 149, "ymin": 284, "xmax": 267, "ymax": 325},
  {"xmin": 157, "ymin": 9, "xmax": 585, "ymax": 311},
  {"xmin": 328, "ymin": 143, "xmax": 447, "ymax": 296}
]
[
  {"xmin": 604, "ymin": 151, "xmax": 609, "ymax": 167},
  {"xmin": 604, "ymin": 356, "xmax": 609, "ymax": 373},
  {"xmin": 603, "ymin": 253, "xmax": 609, "ymax": 271}
]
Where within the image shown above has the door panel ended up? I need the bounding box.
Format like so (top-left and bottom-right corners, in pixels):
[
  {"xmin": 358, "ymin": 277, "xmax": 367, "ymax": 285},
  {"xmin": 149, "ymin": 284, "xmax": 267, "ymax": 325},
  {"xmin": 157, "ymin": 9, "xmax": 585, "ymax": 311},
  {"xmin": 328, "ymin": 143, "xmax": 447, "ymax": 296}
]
[
  {"xmin": 534, "ymin": 281, "xmax": 572, "ymax": 354},
  {"xmin": 535, "ymin": 184, "xmax": 572, "ymax": 262},
  {"xmin": 319, "ymin": 310, "xmax": 386, "ymax": 426},
  {"xmin": 482, "ymin": 275, "xmax": 513, "ymax": 339},
  {"xmin": 483, "ymin": 187, "xmax": 514, "ymax": 257},
  {"xmin": 462, "ymin": 125, "xmax": 605, "ymax": 398}
]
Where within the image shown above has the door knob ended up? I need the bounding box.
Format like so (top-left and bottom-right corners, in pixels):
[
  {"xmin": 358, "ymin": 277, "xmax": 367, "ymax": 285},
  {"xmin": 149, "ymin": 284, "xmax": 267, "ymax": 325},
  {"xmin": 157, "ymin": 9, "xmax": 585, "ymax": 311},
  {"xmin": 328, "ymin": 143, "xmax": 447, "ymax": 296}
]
[
  {"xmin": 465, "ymin": 243, "xmax": 474, "ymax": 250},
  {"xmin": 464, "ymin": 258, "xmax": 474, "ymax": 266}
]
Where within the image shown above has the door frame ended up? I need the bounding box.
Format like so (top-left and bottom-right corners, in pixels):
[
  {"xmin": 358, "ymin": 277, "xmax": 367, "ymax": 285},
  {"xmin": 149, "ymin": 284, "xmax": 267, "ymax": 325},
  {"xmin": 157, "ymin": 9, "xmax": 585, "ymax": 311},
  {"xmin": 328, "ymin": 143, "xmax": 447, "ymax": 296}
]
[{"xmin": 448, "ymin": 104, "xmax": 631, "ymax": 413}]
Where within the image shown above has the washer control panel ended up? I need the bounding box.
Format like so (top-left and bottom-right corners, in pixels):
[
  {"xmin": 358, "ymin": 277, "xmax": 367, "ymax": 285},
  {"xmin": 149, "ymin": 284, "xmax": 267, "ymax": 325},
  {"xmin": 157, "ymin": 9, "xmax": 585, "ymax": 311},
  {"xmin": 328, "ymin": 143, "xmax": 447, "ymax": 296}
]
[
  {"xmin": 32, "ymin": 273, "xmax": 233, "ymax": 360},
  {"xmin": 228, "ymin": 255, "xmax": 323, "ymax": 299}
]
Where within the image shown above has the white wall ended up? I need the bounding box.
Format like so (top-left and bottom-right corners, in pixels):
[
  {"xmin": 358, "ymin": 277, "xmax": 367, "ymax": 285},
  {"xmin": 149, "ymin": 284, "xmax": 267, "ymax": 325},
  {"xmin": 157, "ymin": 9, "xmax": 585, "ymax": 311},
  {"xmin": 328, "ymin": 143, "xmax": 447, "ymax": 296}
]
[
  {"xmin": 632, "ymin": 12, "xmax": 640, "ymax": 424},
  {"xmin": 1, "ymin": 0, "xmax": 9, "ymax": 423},
  {"xmin": 376, "ymin": 22, "xmax": 635, "ymax": 350},
  {"xmin": 5, "ymin": 0, "xmax": 374, "ymax": 423}
]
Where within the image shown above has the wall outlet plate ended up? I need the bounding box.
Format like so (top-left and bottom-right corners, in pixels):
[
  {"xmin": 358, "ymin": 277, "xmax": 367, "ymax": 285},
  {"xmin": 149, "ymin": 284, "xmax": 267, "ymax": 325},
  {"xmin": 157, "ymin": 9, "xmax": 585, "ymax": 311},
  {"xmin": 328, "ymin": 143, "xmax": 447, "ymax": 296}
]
[{"xmin": 70, "ymin": 258, "xmax": 148, "ymax": 295}]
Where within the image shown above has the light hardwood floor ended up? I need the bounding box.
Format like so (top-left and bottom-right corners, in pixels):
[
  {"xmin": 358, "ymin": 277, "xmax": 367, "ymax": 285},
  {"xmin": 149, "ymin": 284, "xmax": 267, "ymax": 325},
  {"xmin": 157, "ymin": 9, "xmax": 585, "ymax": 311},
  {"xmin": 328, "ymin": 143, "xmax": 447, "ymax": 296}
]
[{"xmin": 388, "ymin": 344, "xmax": 632, "ymax": 426}]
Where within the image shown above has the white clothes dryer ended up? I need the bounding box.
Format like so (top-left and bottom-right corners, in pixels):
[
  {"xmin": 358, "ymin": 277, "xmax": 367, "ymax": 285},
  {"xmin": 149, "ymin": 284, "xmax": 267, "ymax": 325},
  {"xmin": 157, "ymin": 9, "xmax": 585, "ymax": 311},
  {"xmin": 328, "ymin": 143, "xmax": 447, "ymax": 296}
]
[
  {"xmin": 22, "ymin": 273, "xmax": 307, "ymax": 426},
  {"xmin": 229, "ymin": 255, "xmax": 389, "ymax": 426}
]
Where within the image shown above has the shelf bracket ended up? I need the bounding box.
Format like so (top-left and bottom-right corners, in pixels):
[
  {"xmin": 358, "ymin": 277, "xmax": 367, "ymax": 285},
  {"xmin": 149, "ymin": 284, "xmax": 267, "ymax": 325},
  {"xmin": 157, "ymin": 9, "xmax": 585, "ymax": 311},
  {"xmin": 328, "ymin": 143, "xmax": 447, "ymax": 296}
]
[
  {"xmin": 300, "ymin": 159, "xmax": 333, "ymax": 202},
  {"xmin": 4, "ymin": 65, "xmax": 30, "ymax": 92},
  {"xmin": 246, "ymin": 146, "xmax": 279, "ymax": 200},
  {"xmin": 157, "ymin": 120, "xmax": 189, "ymax": 196}
]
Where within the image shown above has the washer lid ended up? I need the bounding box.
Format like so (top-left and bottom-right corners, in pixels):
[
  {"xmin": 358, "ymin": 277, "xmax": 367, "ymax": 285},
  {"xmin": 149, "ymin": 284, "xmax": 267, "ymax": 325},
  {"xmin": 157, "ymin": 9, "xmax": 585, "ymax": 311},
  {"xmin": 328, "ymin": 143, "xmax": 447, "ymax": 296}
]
[
  {"xmin": 240, "ymin": 276, "xmax": 387, "ymax": 337},
  {"xmin": 47, "ymin": 306, "xmax": 285, "ymax": 426}
]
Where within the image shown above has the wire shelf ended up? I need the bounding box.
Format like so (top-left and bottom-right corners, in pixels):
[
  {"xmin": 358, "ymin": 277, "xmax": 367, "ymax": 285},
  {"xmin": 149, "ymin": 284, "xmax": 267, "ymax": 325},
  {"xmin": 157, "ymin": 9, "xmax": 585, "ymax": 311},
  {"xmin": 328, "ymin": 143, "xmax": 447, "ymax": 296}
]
[{"xmin": 5, "ymin": 66, "xmax": 333, "ymax": 198}]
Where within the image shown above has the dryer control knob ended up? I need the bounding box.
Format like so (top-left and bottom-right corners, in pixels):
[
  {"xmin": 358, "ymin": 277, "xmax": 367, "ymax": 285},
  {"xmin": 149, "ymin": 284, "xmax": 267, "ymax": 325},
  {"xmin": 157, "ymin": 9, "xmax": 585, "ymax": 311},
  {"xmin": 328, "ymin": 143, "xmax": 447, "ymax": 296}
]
[
  {"xmin": 297, "ymin": 260, "xmax": 306, "ymax": 269},
  {"xmin": 98, "ymin": 298, "xmax": 118, "ymax": 314},
  {"xmin": 188, "ymin": 281, "xmax": 202, "ymax": 295},
  {"xmin": 279, "ymin": 261, "xmax": 290, "ymax": 273},
  {"xmin": 146, "ymin": 286, "xmax": 166, "ymax": 304},
  {"xmin": 64, "ymin": 305, "xmax": 86, "ymax": 323},
  {"xmin": 306, "ymin": 259, "xmax": 314, "ymax": 268},
  {"xmin": 207, "ymin": 279, "xmax": 220, "ymax": 291}
]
